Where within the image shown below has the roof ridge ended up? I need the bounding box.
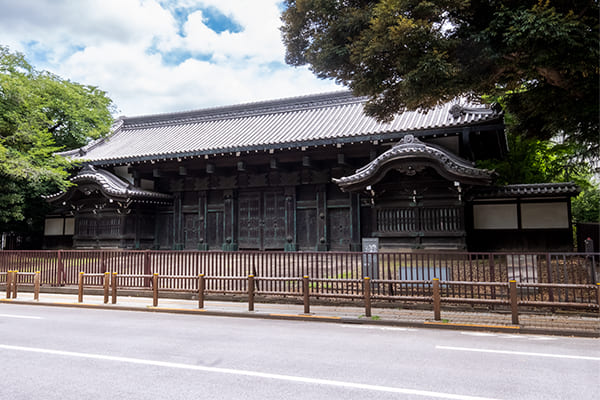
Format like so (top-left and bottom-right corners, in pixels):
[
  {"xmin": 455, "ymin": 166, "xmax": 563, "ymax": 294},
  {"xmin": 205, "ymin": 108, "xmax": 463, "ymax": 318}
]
[{"xmin": 121, "ymin": 91, "xmax": 362, "ymax": 129}]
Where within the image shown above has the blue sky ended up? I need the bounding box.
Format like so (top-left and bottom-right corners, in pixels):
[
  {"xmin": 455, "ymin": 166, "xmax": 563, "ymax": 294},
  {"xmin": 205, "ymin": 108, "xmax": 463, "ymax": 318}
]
[{"xmin": 0, "ymin": 0, "xmax": 339, "ymax": 116}]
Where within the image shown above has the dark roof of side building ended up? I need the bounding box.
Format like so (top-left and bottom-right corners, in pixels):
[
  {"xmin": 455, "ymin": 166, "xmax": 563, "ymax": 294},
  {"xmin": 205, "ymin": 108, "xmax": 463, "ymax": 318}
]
[
  {"xmin": 43, "ymin": 166, "xmax": 173, "ymax": 204},
  {"xmin": 469, "ymin": 182, "xmax": 581, "ymax": 199},
  {"xmin": 60, "ymin": 91, "xmax": 502, "ymax": 165}
]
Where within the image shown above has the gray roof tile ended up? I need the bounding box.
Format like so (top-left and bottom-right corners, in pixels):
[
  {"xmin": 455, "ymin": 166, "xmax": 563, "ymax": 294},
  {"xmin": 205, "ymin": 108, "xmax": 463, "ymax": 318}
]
[{"xmin": 63, "ymin": 91, "xmax": 501, "ymax": 164}]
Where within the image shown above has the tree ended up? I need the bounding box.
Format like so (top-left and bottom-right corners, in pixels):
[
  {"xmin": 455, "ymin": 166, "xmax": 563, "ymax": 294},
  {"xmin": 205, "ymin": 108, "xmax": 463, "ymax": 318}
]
[
  {"xmin": 476, "ymin": 133, "xmax": 590, "ymax": 185},
  {"xmin": 571, "ymin": 184, "xmax": 599, "ymax": 223},
  {"xmin": 281, "ymin": 0, "xmax": 599, "ymax": 158},
  {"xmin": 0, "ymin": 45, "xmax": 114, "ymax": 243}
]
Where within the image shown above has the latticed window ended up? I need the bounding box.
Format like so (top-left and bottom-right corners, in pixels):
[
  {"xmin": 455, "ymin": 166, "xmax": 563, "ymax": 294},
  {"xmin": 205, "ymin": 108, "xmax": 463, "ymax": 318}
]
[
  {"xmin": 97, "ymin": 217, "xmax": 121, "ymax": 236},
  {"xmin": 376, "ymin": 207, "xmax": 463, "ymax": 233},
  {"xmin": 75, "ymin": 218, "xmax": 97, "ymax": 236}
]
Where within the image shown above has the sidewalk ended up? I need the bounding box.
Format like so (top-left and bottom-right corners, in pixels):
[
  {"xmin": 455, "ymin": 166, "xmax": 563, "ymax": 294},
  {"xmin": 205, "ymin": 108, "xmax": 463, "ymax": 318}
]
[{"xmin": 1, "ymin": 290, "xmax": 598, "ymax": 338}]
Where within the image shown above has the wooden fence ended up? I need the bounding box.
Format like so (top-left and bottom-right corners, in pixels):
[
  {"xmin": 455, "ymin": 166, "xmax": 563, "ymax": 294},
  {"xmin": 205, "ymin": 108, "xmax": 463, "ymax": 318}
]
[
  {"xmin": 0, "ymin": 250, "xmax": 598, "ymax": 307},
  {"xmin": 2, "ymin": 271, "xmax": 598, "ymax": 323}
]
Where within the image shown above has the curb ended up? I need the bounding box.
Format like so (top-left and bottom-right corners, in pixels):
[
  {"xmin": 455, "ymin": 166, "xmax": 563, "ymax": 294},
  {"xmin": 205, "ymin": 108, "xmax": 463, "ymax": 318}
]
[{"xmin": 2, "ymin": 298, "xmax": 598, "ymax": 338}]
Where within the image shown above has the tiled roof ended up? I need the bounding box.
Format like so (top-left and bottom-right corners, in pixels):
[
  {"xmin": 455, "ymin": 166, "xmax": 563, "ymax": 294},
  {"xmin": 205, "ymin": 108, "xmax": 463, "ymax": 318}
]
[
  {"xmin": 43, "ymin": 166, "xmax": 173, "ymax": 203},
  {"xmin": 471, "ymin": 183, "xmax": 580, "ymax": 199},
  {"xmin": 334, "ymin": 134, "xmax": 495, "ymax": 191},
  {"xmin": 61, "ymin": 91, "xmax": 502, "ymax": 165}
]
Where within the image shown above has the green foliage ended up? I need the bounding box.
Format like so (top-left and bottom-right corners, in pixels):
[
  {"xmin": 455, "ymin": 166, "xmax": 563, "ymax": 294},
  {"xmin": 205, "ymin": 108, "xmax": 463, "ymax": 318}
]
[
  {"xmin": 0, "ymin": 45, "xmax": 113, "ymax": 233},
  {"xmin": 572, "ymin": 185, "xmax": 600, "ymax": 223},
  {"xmin": 281, "ymin": 0, "xmax": 599, "ymax": 158},
  {"xmin": 476, "ymin": 133, "xmax": 591, "ymax": 185}
]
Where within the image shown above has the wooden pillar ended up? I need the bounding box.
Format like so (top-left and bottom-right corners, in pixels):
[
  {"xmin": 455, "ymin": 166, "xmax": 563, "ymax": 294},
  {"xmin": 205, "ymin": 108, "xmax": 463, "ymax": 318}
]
[
  {"xmin": 349, "ymin": 193, "xmax": 362, "ymax": 251},
  {"xmin": 222, "ymin": 190, "xmax": 238, "ymax": 251},
  {"xmin": 284, "ymin": 186, "xmax": 297, "ymax": 251},
  {"xmin": 198, "ymin": 191, "xmax": 209, "ymax": 250},
  {"xmin": 134, "ymin": 207, "xmax": 141, "ymax": 249},
  {"xmin": 316, "ymin": 185, "xmax": 328, "ymax": 251},
  {"xmin": 173, "ymin": 192, "xmax": 183, "ymax": 250}
]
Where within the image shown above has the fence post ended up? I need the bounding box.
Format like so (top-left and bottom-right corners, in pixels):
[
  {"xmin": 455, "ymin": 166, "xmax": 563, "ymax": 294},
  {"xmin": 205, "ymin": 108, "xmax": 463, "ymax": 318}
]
[
  {"xmin": 303, "ymin": 276, "xmax": 310, "ymax": 314},
  {"xmin": 510, "ymin": 280, "xmax": 519, "ymax": 325},
  {"xmin": 144, "ymin": 250, "xmax": 152, "ymax": 288},
  {"xmin": 103, "ymin": 272, "xmax": 110, "ymax": 304},
  {"xmin": 152, "ymin": 273, "xmax": 159, "ymax": 307},
  {"xmin": 433, "ymin": 278, "xmax": 441, "ymax": 321},
  {"xmin": 34, "ymin": 271, "xmax": 40, "ymax": 301},
  {"xmin": 546, "ymin": 253, "xmax": 554, "ymax": 303},
  {"xmin": 78, "ymin": 272, "xmax": 84, "ymax": 303},
  {"xmin": 6, "ymin": 270, "xmax": 12, "ymax": 299},
  {"xmin": 111, "ymin": 272, "xmax": 118, "ymax": 304},
  {"xmin": 248, "ymin": 275, "xmax": 254, "ymax": 312},
  {"xmin": 57, "ymin": 249, "xmax": 64, "ymax": 286},
  {"xmin": 12, "ymin": 271, "xmax": 18, "ymax": 299},
  {"xmin": 364, "ymin": 277, "xmax": 371, "ymax": 318},
  {"xmin": 198, "ymin": 274, "xmax": 205, "ymax": 309},
  {"xmin": 489, "ymin": 253, "xmax": 496, "ymax": 300},
  {"xmin": 596, "ymin": 282, "xmax": 599, "ymax": 311}
]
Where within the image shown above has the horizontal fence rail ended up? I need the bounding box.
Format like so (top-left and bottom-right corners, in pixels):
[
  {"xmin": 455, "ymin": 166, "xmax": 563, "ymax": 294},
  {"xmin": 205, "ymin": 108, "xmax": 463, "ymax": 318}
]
[
  {"xmin": 1, "ymin": 250, "xmax": 598, "ymax": 310},
  {"xmin": 3, "ymin": 272, "xmax": 598, "ymax": 325}
]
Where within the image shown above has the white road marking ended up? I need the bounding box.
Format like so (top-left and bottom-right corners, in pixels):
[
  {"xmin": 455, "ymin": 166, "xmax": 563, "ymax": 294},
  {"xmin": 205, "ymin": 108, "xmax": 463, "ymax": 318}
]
[
  {"xmin": 341, "ymin": 325, "xmax": 415, "ymax": 331},
  {"xmin": 437, "ymin": 345, "xmax": 600, "ymax": 361},
  {"xmin": 460, "ymin": 332, "xmax": 557, "ymax": 341},
  {"xmin": 460, "ymin": 332, "xmax": 496, "ymax": 337},
  {"xmin": 526, "ymin": 336, "xmax": 557, "ymax": 341},
  {"xmin": 0, "ymin": 314, "xmax": 42, "ymax": 320},
  {"xmin": 0, "ymin": 343, "xmax": 501, "ymax": 400}
]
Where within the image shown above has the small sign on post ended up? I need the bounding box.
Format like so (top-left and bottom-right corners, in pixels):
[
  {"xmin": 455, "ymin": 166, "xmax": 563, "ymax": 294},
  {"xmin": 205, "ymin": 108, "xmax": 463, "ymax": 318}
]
[{"xmin": 361, "ymin": 238, "xmax": 379, "ymax": 280}]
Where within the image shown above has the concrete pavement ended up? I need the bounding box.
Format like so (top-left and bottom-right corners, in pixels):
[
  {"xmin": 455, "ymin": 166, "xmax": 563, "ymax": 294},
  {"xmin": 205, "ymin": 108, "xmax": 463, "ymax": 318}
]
[{"xmin": 1, "ymin": 287, "xmax": 598, "ymax": 337}]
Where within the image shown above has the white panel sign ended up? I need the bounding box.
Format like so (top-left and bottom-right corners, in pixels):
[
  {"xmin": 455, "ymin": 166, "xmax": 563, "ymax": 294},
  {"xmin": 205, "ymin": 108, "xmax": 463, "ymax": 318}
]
[
  {"xmin": 473, "ymin": 204, "xmax": 518, "ymax": 229},
  {"xmin": 44, "ymin": 218, "xmax": 64, "ymax": 236},
  {"xmin": 521, "ymin": 202, "xmax": 569, "ymax": 229},
  {"xmin": 64, "ymin": 218, "xmax": 75, "ymax": 235}
]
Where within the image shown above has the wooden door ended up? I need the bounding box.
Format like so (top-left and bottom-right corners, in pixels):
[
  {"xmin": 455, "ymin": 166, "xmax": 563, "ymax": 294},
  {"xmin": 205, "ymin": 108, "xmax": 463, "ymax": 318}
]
[
  {"xmin": 206, "ymin": 211, "xmax": 223, "ymax": 249},
  {"xmin": 263, "ymin": 192, "xmax": 286, "ymax": 249},
  {"xmin": 329, "ymin": 208, "xmax": 351, "ymax": 250},
  {"xmin": 297, "ymin": 208, "xmax": 317, "ymax": 250},
  {"xmin": 238, "ymin": 192, "xmax": 261, "ymax": 249},
  {"xmin": 183, "ymin": 213, "xmax": 199, "ymax": 249},
  {"xmin": 238, "ymin": 191, "xmax": 286, "ymax": 250}
]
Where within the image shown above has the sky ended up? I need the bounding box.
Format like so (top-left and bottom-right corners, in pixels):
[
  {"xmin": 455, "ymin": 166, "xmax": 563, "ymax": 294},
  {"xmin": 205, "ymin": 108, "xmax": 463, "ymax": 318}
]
[{"xmin": 0, "ymin": 0, "xmax": 341, "ymax": 117}]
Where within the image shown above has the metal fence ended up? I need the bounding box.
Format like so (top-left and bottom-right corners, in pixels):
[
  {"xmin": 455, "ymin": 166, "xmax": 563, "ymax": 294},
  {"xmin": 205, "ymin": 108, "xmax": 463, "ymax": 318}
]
[{"xmin": 0, "ymin": 250, "xmax": 598, "ymax": 308}]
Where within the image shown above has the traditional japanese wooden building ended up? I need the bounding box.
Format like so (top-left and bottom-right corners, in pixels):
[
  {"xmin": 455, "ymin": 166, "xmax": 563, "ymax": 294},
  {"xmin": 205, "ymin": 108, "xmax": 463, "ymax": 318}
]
[{"xmin": 43, "ymin": 92, "xmax": 579, "ymax": 251}]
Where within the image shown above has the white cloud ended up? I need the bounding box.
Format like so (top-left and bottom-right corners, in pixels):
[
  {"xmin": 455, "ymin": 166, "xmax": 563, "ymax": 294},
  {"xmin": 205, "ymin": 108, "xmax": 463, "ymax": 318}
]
[{"xmin": 0, "ymin": 0, "xmax": 339, "ymax": 116}]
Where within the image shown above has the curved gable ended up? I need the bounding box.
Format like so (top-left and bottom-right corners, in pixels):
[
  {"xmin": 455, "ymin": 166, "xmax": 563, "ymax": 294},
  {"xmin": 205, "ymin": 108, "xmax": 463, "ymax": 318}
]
[
  {"xmin": 333, "ymin": 135, "xmax": 495, "ymax": 191},
  {"xmin": 43, "ymin": 166, "xmax": 172, "ymax": 204}
]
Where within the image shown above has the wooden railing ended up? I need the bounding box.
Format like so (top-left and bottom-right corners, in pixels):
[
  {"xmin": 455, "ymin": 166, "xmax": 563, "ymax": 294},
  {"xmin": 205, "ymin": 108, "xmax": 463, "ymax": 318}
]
[
  {"xmin": 1, "ymin": 250, "xmax": 598, "ymax": 299},
  {"xmin": 3, "ymin": 271, "xmax": 598, "ymax": 323}
]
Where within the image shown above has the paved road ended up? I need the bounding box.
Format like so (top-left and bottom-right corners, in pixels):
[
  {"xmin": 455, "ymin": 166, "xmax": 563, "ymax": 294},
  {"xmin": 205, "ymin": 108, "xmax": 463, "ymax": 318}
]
[{"xmin": 0, "ymin": 304, "xmax": 598, "ymax": 399}]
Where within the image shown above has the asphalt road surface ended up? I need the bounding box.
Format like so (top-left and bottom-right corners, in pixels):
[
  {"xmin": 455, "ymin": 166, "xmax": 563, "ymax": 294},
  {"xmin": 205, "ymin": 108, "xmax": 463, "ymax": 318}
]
[{"xmin": 0, "ymin": 304, "xmax": 598, "ymax": 399}]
